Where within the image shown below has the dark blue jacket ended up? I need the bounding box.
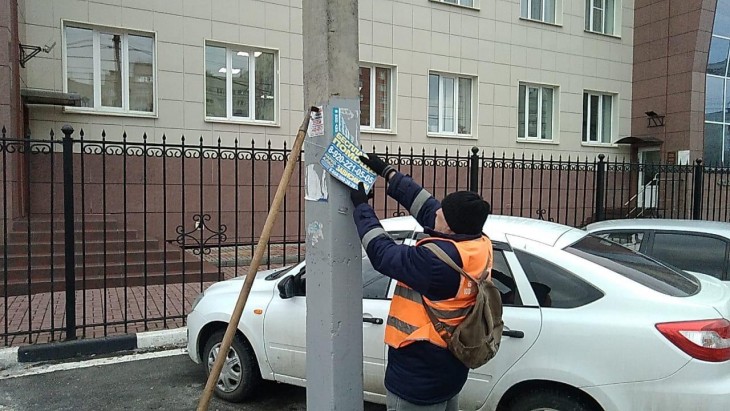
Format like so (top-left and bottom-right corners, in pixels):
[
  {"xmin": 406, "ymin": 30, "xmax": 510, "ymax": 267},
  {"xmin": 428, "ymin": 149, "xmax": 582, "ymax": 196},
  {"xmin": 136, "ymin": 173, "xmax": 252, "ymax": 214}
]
[{"xmin": 353, "ymin": 172, "xmax": 481, "ymax": 405}]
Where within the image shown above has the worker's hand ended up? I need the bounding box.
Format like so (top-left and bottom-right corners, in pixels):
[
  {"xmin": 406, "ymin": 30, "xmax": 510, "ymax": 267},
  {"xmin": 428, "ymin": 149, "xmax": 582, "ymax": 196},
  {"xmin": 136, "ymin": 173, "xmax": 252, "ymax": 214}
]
[
  {"xmin": 359, "ymin": 153, "xmax": 395, "ymax": 179},
  {"xmin": 350, "ymin": 182, "xmax": 373, "ymax": 207}
]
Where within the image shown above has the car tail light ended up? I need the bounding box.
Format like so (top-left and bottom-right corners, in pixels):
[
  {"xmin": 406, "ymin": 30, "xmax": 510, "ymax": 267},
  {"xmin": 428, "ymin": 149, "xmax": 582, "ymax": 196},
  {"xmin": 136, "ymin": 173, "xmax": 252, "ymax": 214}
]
[{"xmin": 656, "ymin": 319, "xmax": 730, "ymax": 362}]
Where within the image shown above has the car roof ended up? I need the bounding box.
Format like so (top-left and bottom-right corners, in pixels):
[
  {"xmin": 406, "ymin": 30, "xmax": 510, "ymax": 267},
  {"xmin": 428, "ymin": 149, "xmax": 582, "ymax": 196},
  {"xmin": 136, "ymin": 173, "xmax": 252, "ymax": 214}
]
[
  {"xmin": 380, "ymin": 214, "xmax": 587, "ymax": 248},
  {"xmin": 585, "ymin": 219, "xmax": 730, "ymax": 237}
]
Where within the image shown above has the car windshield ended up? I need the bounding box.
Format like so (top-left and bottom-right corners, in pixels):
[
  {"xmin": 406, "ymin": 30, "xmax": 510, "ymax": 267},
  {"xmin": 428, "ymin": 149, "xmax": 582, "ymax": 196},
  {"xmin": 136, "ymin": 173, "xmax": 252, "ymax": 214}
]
[{"xmin": 565, "ymin": 235, "xmax": 700, "ymax": 297}]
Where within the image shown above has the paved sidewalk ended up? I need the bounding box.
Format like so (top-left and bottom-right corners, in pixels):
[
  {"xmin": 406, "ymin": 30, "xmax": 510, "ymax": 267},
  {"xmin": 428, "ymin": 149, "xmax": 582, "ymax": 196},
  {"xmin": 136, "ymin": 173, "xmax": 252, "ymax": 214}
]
[{"xmin": 1, "ymin": 243, "xmax": 304, "ymax": 347}]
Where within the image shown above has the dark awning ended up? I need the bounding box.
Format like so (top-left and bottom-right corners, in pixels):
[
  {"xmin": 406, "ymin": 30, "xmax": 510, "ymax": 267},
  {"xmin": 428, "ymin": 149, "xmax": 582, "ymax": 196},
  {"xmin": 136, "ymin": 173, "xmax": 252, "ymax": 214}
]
[
  {"xmin": 614, "ymin": 136, "xmax": 663, "ymax": 146},
  {"xmin": 21, "ymin": 89, "xmax": 82, "ymax": 106}
]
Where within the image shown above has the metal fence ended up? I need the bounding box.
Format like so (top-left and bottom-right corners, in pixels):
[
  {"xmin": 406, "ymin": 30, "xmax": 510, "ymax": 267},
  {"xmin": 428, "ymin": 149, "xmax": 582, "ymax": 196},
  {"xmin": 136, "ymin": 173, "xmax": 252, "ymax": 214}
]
[{"xmin": 1, "ymin": 126, "xmax": 729, "ymax": 346}]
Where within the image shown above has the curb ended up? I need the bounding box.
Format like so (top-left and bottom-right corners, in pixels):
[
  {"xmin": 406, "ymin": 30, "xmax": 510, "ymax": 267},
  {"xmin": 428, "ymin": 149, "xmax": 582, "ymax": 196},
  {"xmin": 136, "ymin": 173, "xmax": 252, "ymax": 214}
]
[{"xmin": 0, "ymin": 327, "xmax": 187, "ymax": 369}]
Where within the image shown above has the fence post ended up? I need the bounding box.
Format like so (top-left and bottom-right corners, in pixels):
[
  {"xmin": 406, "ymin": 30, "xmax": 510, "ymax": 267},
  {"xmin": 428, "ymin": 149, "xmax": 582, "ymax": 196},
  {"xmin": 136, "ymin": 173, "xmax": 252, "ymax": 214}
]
[
  {"xmin": 61, "ymin": 125, "xmax": 76, "ymax": 341},
  {"xmin": 594, "ymin": 154, "xmax": 606, "ymax": 222},
  {"xmin": 469, "ymin": 146, "xmax": 479, "ymax": 193},
  {"xmin": 692, "ymin": 159, "xmax": 704, "ymax": 220}
]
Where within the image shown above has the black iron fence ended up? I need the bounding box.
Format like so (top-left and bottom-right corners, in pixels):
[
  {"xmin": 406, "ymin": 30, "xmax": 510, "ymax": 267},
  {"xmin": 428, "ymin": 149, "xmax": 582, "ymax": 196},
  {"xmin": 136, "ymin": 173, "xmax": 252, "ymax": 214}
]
[{"xmin": 1, "ymin": 126, "xmax": 729, "ymax": 346}]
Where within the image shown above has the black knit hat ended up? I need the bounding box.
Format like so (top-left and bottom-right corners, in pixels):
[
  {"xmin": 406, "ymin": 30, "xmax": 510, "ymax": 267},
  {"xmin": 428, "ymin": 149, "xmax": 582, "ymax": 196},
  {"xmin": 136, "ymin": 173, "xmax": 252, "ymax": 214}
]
[{"xmin": 440, "ymin": 191, "xmax": 491, "ymax": 235}]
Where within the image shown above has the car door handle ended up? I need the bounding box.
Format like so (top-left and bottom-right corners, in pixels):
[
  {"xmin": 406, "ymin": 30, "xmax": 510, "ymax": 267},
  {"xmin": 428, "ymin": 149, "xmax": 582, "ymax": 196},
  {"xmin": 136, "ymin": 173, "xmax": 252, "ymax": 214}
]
[
  {"xmin": 503, "ymin": 329, "xmax": 524, "ymax": 338},
  {"xmin": 363, "ymin": 317, "xmax": 384, "ymax": 325}
]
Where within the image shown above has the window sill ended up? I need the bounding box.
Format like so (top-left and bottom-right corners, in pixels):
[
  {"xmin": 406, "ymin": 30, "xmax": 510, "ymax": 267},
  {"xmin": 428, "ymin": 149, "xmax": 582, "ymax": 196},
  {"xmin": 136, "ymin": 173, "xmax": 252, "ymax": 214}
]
[
  {"xmin": 583, "ymin": 29, "xmax": 621, "ymax": 40},
  {"xmin": 205, "ymin": 117, "xmax": 280, "ymax": 127},
  {"xmin": 361, "ymin": 128, "xmax": 396, "ymax": 136},
  {"xmin": 63, "ymin": 107, "xmax": 158, "ymax": 118},
  {"xmin": 516, "ymin": 138, "xmax": 558, "ymax": 145},
  {"xmin": 581, "ymin": 142, "xmax": 619, "ymax": 148},
  {"xmin": 428, "ymin": 0, "xmax": 479, "ymax": 11},
  {"xmin": 518, "ymin": 17, "xmax": 562, "ymax": 28},
  {"xmin": 427, "ymin": 132, "xmax": 476, "ymax": 140}
]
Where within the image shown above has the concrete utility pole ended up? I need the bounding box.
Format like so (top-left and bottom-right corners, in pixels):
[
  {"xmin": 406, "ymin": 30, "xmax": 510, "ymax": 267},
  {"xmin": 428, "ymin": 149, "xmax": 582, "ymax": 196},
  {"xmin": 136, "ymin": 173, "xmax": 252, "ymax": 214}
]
[{"xmin": 302, "ymin": 1, "xmax": 363, "ymax": 410}]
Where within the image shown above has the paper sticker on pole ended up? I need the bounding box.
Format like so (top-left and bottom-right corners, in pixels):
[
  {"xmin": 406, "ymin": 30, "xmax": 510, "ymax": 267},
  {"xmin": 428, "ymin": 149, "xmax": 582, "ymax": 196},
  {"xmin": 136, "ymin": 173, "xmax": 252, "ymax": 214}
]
[
  {"xmin": 307, "ymin": 105, "xmax": 324, "ymax": 137},
  {"xmin": 305, "ymin": 164, "xmax": 329, "ymax": 201},
  {"xmin": 332, "ymin": 106, "xmax": 356, "ymax": 142},
  {"xmin": 320, "ymin": 132, "xmax": 377, "ymax": 192}
]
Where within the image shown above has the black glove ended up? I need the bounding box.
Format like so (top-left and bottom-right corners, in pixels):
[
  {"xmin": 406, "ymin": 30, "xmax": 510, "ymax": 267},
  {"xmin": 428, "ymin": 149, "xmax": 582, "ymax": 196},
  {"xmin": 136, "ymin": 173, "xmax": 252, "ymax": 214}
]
[
  {"xmin": 359, "ymin": 153, "xmax": 395, "ymax": 178},
  {"xmin": 350, "ymin": 182, "xmax": 373, "ymax": 207}
]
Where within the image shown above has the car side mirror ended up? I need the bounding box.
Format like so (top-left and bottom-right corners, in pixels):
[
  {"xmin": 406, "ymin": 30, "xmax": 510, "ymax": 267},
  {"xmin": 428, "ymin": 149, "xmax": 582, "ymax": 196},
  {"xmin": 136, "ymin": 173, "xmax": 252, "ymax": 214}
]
[{"xmin": 278, "ymin": 275, "xmax": 296, "ymax": 299}]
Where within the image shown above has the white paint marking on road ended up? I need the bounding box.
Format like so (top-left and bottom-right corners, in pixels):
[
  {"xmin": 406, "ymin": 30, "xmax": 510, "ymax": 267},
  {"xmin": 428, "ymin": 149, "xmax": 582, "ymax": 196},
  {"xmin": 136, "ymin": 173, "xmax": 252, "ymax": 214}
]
[{"xmin": 0, "ymin": 348, "xmax": 188, "ymax": 380}]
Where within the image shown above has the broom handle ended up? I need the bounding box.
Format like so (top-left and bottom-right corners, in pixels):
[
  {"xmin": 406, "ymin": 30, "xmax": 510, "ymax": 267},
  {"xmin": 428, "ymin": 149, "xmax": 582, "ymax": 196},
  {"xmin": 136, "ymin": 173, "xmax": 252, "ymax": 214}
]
[{"xmin": 197, "ymin": 108, "xmax": 317, "ymax": 411}]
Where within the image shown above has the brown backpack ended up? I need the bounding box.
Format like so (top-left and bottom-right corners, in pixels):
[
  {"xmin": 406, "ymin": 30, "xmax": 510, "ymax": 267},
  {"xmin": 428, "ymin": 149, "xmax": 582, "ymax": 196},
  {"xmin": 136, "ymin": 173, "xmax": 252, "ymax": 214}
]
[{"xmin": 422, "ymin": 243, "xmax": 504, "ymax": 369}]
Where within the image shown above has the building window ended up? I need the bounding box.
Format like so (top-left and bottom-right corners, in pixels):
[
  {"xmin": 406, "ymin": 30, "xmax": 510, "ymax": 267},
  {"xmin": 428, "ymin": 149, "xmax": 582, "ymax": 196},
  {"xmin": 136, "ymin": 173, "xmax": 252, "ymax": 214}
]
[
  {"xmin": 439, "ymin": 0, "xmax": 475, "ymax": 7},
  {"xmin": 582, "ymin": 92, "xmax": 614, "ymax": 144},
  {"xmin": 518, "ymin": 83, "xmax": 555, "ymax": 141},
  {"xmin": 359, "ymin": 65, "xmax": 393, "ymax": 131},
  {"xmin": 705, "ymin": 23, "xmax": 730, "ymax": 164},
  {"xmin": 63, "ymin": 23, "xmax": 155, "ymax": 113},
  {"xmin": 585, "ymin": 0, "xmax": 615, "ymax": 35},
  {"xmin": 428, "ymin": 73, "xmax": 474, "ymax": 136},
  {"xmin": 205, "ymin": 43, "xmax": 276, "ymax": 122},
  {"xmin": 521, "ymin": 0, "xmax": 556, "ymax": 24}
]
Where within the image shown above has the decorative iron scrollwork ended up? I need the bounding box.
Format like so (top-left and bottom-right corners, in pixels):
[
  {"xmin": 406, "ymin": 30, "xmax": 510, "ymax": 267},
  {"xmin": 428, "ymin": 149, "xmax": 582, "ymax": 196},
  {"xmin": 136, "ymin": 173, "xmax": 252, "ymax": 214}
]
[{"xmin": 175, "ymin": 214, "xmax": 227, "ymax": 255}]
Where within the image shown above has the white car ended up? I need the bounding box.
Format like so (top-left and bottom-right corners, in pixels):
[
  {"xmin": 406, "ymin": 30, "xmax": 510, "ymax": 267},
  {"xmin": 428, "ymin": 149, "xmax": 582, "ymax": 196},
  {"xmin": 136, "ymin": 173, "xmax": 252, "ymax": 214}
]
[
  {"xmin": 187, "ymin": 216, "xmax": 730, "ymax": 411},
  {"xmin": 585, "ymin": 219, "xmax": 730, "ymax": 282}
]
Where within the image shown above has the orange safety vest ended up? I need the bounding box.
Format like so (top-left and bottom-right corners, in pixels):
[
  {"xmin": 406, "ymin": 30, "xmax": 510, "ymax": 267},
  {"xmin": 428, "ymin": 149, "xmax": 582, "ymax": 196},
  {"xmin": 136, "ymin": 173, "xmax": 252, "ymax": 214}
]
[{"xmin": 384, "ymin": 236, "xmax": 493, "ymax": 349}]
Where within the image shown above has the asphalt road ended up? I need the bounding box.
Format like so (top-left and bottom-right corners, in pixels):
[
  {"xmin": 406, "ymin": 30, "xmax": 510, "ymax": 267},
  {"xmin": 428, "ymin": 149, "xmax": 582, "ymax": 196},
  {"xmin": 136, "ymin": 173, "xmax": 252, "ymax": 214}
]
[{"xmin": 0, "ymin": 351, "xmax": 386, "ymax": 411}]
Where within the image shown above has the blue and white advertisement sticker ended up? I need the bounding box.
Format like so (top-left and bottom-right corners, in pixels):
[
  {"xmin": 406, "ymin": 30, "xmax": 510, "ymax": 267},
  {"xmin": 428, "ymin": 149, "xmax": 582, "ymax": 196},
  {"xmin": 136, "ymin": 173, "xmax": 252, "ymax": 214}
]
[{"xmin": 320, "ymin": 133, "xmax": 377, "ymax": 192}]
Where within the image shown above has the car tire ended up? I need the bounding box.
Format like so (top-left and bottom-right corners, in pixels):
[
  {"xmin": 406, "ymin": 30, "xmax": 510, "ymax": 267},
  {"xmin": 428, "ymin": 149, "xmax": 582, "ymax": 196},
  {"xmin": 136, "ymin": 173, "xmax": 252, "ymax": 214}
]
[
  {"xmin": 203, "ymin": 330, "xmax": 262, "ymax": 402},
  {"xmin": 506, "ymin": 387, "xmax": 597, "ymax": 411}
]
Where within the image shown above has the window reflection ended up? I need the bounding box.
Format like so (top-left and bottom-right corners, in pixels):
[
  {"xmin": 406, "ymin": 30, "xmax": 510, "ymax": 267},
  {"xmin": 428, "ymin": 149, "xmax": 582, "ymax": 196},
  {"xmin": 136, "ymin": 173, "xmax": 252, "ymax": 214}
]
[
  {"xmin": 255, "ymin": 51, "xmax": 275, "ymax": 121},
  {"xmin": 128, "ymin": 35, "xmax": 154, "ymax": 112},
  {"xmin": 205, "ymin": 45, "xmax": 226, "ymax": 118},
  {"xmin": 204, "ymin": 44, "xmax": 276, "ymax": 122},
  {"xmin": 65, "ymin": 27, "xmax": 94, "ymax": 108},
  {"xmin": 714, "ymin": 0, "xmax": 730, "ymax": 38},
  {"xmin": 359, "ymin": 67, "xmax": 371, "ymax": 127},
  {"xmin": 64, "ymin": 24, "xmax": 154, "ymax": 113},
  {"xmin": 708, "ymin": 37, "xmax": 730, "ymax": 76},
  {"xmin": 703, "ymin": 123, "xmax": 723, "ymax": 166},
  {"xmin": 705, "ymin": 2, "xmax": 730, "ymax": 163}
]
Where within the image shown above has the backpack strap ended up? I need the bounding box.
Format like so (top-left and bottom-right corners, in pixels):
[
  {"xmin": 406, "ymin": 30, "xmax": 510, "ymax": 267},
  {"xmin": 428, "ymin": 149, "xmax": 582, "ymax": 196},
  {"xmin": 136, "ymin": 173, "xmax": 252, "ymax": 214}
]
[
  {"xmin": 420, "ymin": 242, "xmax": 480, "ymax": 342},
  {"xmin": 422, "ymin": 242, "xmax": 476, "ymax": 283}
]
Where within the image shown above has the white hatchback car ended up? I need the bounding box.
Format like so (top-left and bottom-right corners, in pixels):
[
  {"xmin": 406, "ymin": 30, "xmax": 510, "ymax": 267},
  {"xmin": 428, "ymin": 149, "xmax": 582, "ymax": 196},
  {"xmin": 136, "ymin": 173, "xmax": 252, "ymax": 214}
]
[
  {"xmin": 585, "ymin": 219, "xmax": 730, "ymax": 282},
  {"xmin": 187, "ymin": 216, "xmax": 730, "ymax": 411}
]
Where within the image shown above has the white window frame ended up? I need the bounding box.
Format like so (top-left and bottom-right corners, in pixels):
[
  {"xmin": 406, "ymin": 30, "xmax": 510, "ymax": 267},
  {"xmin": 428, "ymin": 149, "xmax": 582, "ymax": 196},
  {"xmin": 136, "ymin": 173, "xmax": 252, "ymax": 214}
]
[
  {"xmin": 520, "ymin": 0, "xmax": 560, "ymax": 25},
  {"xmin": 204, "ymin": 41, "xmax": 278, "ymax": 124},
  {"xmin": 583, "ymin": 91, "xmax": 615, "ymax": 144},
  {"xmin": 62, "ymin": 21, "xmax": 157, "ymax": 116},
  {"xmin": 433, "ymin": 0, "xmax": 479, "ymax": 9},
  {"xmin": 585, "ymin": 0, "xmax": 617, "ymax": 35},
  {"xmin": 518, "ymin": 83, "xmax": 556, "ymax": 141},
  {"xmin": 359, "ymin": 63, "xmax": 396, "ymax": 133},
  {"xmin": 428, "ymin": 72, "xmax": 476, "ymax": 138}
]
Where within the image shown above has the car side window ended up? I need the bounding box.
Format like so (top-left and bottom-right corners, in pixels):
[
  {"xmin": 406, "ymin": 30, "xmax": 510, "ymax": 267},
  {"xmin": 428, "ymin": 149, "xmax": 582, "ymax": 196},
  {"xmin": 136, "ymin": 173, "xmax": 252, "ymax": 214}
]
[
  {"xmin": 491, "ymin": 250, "xmax": 523, "ymax": 307},
  {"xmin": 651, "ymin": 233, "xmax": 728, "ymax": 280},
  {"xmin": 515, "ymin": 250, "xmax": 604, "ymax": 308},
  {"xmin": 595, "ymin": 231, "xmax": 645, "ymax": 252},
  {"xmin": 291, "ymin": 261, "xmax": 391, "ymax": 300},
  {"xmin": 362, "ymin": 257, "xmax": 391, "ymax": 299}
]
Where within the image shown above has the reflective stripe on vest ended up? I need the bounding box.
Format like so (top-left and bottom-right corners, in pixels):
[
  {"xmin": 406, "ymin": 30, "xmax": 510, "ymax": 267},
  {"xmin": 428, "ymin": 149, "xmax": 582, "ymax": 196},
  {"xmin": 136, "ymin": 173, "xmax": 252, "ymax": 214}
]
[{"xmin": 384, "ymin": 236, "xmax": 493, "ymax": 349}]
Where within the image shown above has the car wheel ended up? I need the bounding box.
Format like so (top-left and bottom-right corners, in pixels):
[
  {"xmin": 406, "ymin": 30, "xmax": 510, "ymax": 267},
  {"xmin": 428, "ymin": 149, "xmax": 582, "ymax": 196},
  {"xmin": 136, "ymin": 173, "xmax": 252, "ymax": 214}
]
[
  {"xmin": 203, "ymin": 330, "xmax": 261, "ymax": 402},
  {"xmin": 506, "ymin": 388, "xmax": 597, "ymax": 411}
]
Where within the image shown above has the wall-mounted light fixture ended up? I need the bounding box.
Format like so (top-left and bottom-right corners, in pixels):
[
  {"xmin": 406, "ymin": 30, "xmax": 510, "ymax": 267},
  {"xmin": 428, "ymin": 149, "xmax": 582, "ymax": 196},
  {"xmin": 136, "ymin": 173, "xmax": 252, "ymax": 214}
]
[{"xmin": 645, "ymin": 111, "xmax": 665, "ymax": 128}]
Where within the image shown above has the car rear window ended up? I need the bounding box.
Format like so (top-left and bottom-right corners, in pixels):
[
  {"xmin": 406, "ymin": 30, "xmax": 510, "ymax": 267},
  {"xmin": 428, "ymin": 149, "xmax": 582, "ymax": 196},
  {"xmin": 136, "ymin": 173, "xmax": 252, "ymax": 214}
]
[{"xmin": 565, "ymin": 235, "xmax": 700, "ymax": 297}]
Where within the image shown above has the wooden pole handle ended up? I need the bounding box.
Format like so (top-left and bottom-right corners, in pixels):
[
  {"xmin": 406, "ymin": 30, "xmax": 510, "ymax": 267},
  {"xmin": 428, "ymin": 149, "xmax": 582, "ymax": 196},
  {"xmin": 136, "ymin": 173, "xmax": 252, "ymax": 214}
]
[{"xmin": 197, "ymin": 108, "xmax": 316, "ymax": 411}]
